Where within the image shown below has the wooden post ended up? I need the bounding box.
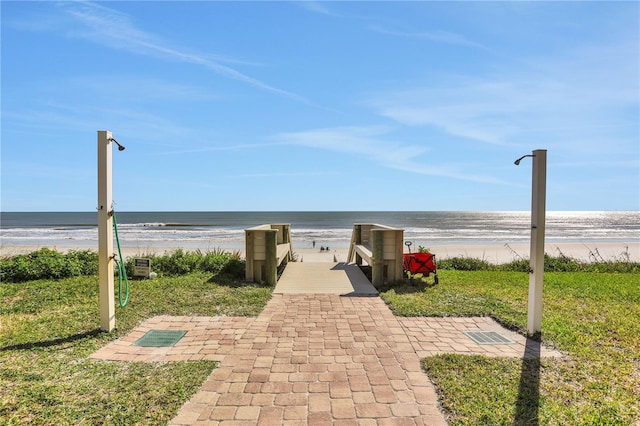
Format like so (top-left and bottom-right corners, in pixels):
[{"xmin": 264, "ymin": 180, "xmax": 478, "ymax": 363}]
[
  {"xmin": 355, "ymin": 225, "xmax": 363, "ymax": 266},
  {"xmin": 245, "ymin": 230, "xmax": 254, "ymax": 282},
  {"xmin": 265, "ymin": 229, "xmax": 277, "ymax": 286},
  {"xmin": 394, "ymin": 229, "xmax": 404, "ymax": 281},
  {"xmin": 283, "ymin": 224, "xmax": 291, "ymax": 262},
  {"xmin": 384, "ymin": 229, "xmax": 404, "ymax": 282},
  {"xmin": 528, "ymin": 149, "xmax": 547, "ymax": 335},
  {"xmin": 372, "ymin": 230, "xmax": 384, "ymax": 288},
  {"xmin": 97, "ymin": 130, "xmax": 115, "ymax": 332}
]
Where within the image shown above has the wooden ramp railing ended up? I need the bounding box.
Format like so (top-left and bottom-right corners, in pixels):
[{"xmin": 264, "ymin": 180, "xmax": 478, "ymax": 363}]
[
  {"xmin": 245, "ymin": 224, "xmax": 292, "ymax": 286},
  {"xmin": 347, "ymin": 223, "xmax": 404, "ymax": 288}
]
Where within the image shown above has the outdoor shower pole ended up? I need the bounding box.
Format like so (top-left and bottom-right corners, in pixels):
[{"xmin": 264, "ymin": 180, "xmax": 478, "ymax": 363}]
[
  {"xmin": 527, "ymin": 149, "xmax": 547, "ymax": 335},
  {"xmin": 98, "ymin": 130, "xmax": 115, "ymax": 332}
]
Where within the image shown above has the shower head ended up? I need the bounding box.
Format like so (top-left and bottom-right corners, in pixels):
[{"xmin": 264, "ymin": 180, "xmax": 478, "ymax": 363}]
[
  {"xmin": 109, "ymin": 138, "xmax": 125, "ymax": 151},
  {"xmin": 514, "ymin": 154, "xmax": 533, "ymax": 165}
]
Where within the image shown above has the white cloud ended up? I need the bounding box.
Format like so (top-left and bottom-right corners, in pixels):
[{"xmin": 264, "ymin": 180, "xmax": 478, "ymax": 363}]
[
  {"xmin": 370, "ymin": 26, "xmax": 489, "ymax": 50},
  {"xmin": 227, "ymin": 171, "xmax": 340, "ymax": 179},
  {"xmin": 276, "ymin": 125, "xmax": 422, "ymax": 162},
  {"xmin": 69, "ymin": 76, "xmax": 219, "ymax": 102},
  {"xmin": 274, "ymin": 126, "xmax": 506, "ymax": 184},
  {"xmin": 297, "ymin": 1, "xmax": 338, "ymax": 17},
  {"xmin": 54, "ymin": 1, "xmax": 308, "ymax": 102},
  {"xmin": 154, "ymin": 142, "xmax": 285, "ymax": 156},
  {"xmin": 4, "ymin": 100, "xmax": 193, "ymax": 143},
  {"xmin": 366, "ymin": 39, "xmax": 639, "ymax": 153}
]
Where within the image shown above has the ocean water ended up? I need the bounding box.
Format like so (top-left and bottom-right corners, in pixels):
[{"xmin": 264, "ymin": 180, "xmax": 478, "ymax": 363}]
[{"xmin": 1, "ymin": 211, "xmax": 638, "ymax": 251}]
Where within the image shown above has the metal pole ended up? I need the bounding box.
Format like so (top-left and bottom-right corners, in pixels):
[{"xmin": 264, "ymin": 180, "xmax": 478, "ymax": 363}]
[
  {"xmin": 527, "ymin": 149, "xmax": 547, "ymax": 335},
  {"xmin": 98, "ymin": 130, "xmax": 115, "ymax": 332}
]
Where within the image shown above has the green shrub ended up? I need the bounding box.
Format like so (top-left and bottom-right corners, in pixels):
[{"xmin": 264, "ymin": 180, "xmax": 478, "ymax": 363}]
[
  {"xmin": 201, "ymin": 251, "xmax": 230, "ymax": 274},
  {"xmin": 496, "ymin": 254, "xmax": 583, "ymax": 273},
  {"xmin": 0, "ymin": 248, "xmax": 246, "ymax": 282},
  {"xmin": 2, "ymin": 247, "xmax": 635, "ymax": 283},
  {"xmin": 497, "ymin": 258, "xmax": 531, "ymax": 273},
  {"xmin": 544, "ymin": 253, "xmax": 583, "ymax": 272},
  {"xmin": 437, "ymin": 256, "xmax": 492, "ymax": 271},
  {"xmin": 589, "ymin": 261, "xmax": 639, "ymax": 273},
  {"xmin": 221, "ymin": 256, "xmax": 245, "ymax": 277},
  {"xmin": 124, "ymin": 249, "xmax": 245, "ymax": 278},
  {"xmin": 202, "ymin": 250, "xmax": 245, "ymax": 277},
  {"xmin": 66, "ymin": 250, "xmax": 99, "ymax": 275},
  {"xmin": 0, "ymin": 248, "xmax": 99, "ymax": 282},
  {"xmin": 155, "ymin": 249, "xmax": 202, "ymax": 275},
  {"xmin": 436, "ymin": 253, "xmax": 639, "ymax": 274}
]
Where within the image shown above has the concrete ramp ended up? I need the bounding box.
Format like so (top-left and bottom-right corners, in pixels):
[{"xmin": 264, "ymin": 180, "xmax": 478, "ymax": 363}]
[{"xmin": 274, "ymin": 262, "xmax": 377, "ymax": 296}]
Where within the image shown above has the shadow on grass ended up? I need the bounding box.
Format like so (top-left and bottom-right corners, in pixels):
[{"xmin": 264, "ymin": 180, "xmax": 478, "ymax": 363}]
[
  {"xmin": 336, "ymin": 264, "xmax": 439, "ymax": 295},
  {"xmin": 514, "ymin": 338, "xmax": 541, "ymax": 425},
  {"xmin": 0, "ymin": 329, "xmax": 104, "ymax": 352},
  {"xmin": 205, "ymin": 274, "xmax": 270, "ymax": 289},
  {"xmin": 377, "ymin": 278, "xmax": 438, "ymax": 295}
]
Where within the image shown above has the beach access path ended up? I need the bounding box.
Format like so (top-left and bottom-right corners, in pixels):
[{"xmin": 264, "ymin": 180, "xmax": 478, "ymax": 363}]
[{"xmin": 91, "ymin": 255, "xmax": 562, "ymax": 425}]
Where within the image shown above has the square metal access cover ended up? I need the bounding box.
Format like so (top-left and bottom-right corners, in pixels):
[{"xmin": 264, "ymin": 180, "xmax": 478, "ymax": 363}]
[
  {"xmin": 133, "ymin": 330, "xmax": 187, "ymax": 347},
  {"xmin": 463, "ymin": 330, "xmax": 515, "ymax": 345}
]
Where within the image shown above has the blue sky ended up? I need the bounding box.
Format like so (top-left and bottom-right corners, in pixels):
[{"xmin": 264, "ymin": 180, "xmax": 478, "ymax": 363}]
[{"xmin": 1, "ymin": 1, "xmax": 638, "ymax": 212}]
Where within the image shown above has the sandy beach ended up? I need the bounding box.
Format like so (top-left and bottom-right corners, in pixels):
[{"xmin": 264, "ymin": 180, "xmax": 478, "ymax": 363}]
[
  {"xmin": 2, "ymin": 241, "xmax": 638, "ymax": 265},
  {"xmin": 276, "ymin": 243, "xmax": 640, "ymax": 264}
]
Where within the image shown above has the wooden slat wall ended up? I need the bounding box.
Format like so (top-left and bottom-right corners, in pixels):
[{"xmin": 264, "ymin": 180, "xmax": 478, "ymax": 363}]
[
  {"xmin": 246, "ymin": 224, "xmax": 292, "ymax": 285},
  {"xmin": 352, "ymin": 225, "xmax": 404, "ymax": 285}
]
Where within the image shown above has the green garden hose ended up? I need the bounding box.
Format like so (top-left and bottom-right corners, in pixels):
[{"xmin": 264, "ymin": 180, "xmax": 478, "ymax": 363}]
[{"xmin": 112, "ymin": 211, "xmax": 129, "ymax": 307}]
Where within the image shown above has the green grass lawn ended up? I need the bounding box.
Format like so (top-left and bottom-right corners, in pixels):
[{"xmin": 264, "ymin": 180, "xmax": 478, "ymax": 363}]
[
  {"xmin": 1, "ymin": 272, "xmax": 272, "ymax": 425},
  {"xmin": 380, "ymin": 270, "xmax": 640, "ymax": 425},
  {"xmin": 2, "ymin": 262, "xmax": 639, "ymax": 425}
]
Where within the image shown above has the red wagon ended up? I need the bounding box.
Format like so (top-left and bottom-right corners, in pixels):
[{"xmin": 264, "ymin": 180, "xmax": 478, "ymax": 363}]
[{"xmin": 403, "ymin": 242, "xmax": 439, "ymax": 284}]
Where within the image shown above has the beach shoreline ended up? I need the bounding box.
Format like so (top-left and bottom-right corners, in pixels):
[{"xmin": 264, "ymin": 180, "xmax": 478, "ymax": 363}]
[{"xmin": 2, "ymin": 241, "xmax": 638, "ymax": 265}]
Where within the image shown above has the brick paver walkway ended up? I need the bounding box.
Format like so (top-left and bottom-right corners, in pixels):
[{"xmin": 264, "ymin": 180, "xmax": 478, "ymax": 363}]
[
  {"xmin": 170, "ymin": 294, "xmax": 447, "ymax": 425},
  {"xmin": 91, "ymin": 293, "xmax": 561, "ymax": 425}
]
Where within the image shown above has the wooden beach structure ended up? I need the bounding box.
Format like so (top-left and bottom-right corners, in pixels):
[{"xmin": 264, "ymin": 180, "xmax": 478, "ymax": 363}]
[
  {"xmin": 244, "ymin": 222, "xmax": 405, "ymax": 289},
  {"xmin": 347, "ymin": 223, "xmax": 404, "ymax": 288},
  {"xmin": 245, "ymin": 224, "xmax": 293, "ymax": 286}
]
